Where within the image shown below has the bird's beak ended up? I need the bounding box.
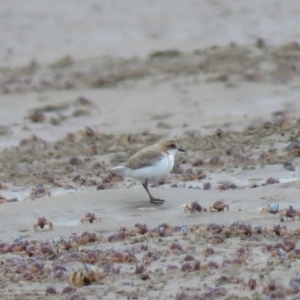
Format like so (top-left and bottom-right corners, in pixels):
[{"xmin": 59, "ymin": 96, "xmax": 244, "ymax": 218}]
[{"xmin": 178, "ymin": 148, "xmax": 185, "ymax": 152}]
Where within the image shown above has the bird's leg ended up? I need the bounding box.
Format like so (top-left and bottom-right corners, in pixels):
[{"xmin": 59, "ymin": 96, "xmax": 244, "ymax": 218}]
[{"xmin": 142, "ymin": 179, "xmax": 165, "ymax": 206}]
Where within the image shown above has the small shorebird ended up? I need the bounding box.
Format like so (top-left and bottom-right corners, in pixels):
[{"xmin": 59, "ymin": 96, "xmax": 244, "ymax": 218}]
[{"xmin": 110, "ymin": 139, "xmax": 184, "ymax": 205}]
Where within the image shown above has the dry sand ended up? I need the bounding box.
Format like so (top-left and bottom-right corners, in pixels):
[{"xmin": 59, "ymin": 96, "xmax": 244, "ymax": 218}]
[{"xmin": 1, "ymin": 1, "xmax": 300, "ymax": 299}]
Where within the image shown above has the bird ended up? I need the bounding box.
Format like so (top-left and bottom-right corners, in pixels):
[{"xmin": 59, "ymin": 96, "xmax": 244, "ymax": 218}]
[{"xmin": 110, "ymin": 139, "xmax": 184, "ymax": 205}]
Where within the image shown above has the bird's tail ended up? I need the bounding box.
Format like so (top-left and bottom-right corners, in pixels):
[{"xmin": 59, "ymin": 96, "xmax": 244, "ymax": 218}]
[{"xmin": 109, "ymin": 166, "xmax": 127, "ymax": 175}]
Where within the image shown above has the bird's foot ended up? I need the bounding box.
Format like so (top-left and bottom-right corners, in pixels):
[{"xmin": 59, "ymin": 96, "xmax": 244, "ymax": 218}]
[{"xmin": 150, "ymin": 198, "xmax": 165, "ymax": 206}]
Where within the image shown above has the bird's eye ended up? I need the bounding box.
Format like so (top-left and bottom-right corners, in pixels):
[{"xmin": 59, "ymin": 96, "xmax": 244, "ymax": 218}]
[{"xmin": 170, "ymin": 143, "xmax": 176, "ymax": 148}]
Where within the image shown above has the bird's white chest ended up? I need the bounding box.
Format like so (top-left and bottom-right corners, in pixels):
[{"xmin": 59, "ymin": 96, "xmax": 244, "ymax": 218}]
[
  {"xmin": 165, "ymin": 152, "xmax": 175, "ymax": 172},
  {"xmin": 152, "ymin": 152, "xmax": 174, "ymax": 175}
]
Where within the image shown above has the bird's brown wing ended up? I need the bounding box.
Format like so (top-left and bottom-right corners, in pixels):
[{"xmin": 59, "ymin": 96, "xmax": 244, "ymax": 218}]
[{"xmin": 124, "ymin": 147, "xmax": 164, "ymax": 170}]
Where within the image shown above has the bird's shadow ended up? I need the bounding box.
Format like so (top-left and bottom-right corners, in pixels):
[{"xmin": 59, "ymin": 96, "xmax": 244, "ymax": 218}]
[{"xmin": 120, "ymin": 199, "xmax": 170, "ymax": 211}]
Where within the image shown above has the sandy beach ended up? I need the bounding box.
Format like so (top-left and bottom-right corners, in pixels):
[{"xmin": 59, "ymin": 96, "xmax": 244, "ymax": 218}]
[{"xmin": 1, "ymin": 1, "xmax": 300, "ymax": 299}]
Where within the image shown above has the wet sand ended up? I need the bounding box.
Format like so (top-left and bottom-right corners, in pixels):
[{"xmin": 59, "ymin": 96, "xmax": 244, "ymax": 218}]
[{"xmin": 1, "ymin": 1, "xmax": 300, "ymax": 299}]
